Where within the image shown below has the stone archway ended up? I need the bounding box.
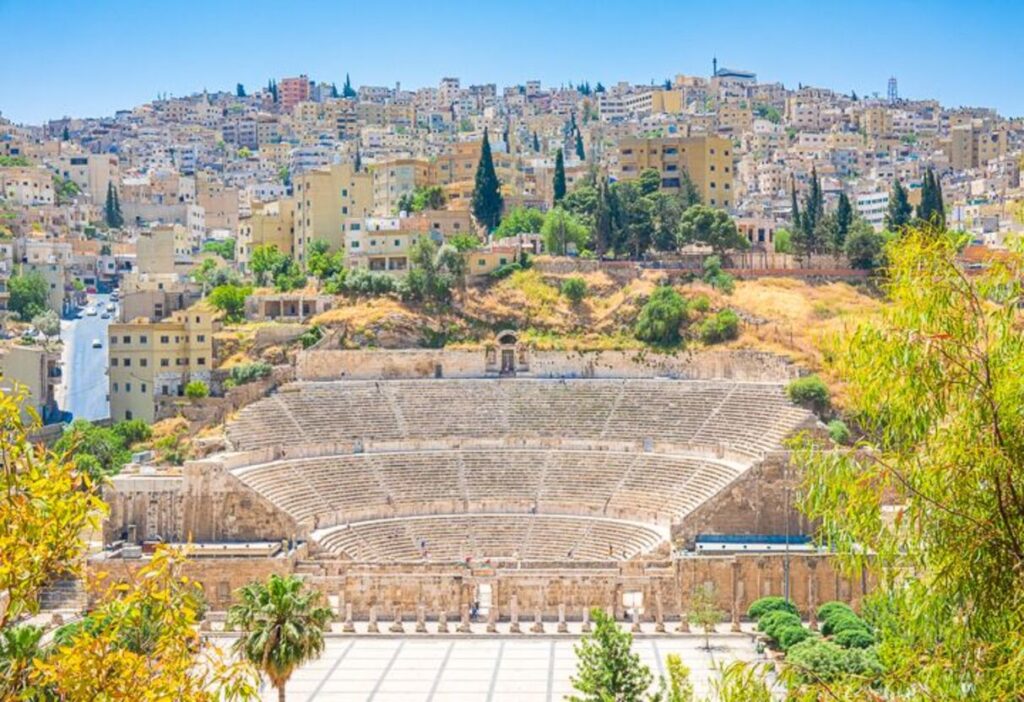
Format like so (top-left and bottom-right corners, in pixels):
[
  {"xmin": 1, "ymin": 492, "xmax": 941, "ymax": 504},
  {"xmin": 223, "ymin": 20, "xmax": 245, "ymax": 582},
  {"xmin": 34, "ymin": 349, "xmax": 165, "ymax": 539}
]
[{"xmin": 485, "ymin": 330, "xmax": 529, "ymax": 376}]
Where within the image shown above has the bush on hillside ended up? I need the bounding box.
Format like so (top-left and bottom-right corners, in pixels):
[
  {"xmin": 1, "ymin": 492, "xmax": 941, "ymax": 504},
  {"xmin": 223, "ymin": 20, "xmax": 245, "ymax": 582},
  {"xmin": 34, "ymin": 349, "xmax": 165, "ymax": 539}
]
[
  {"xmin": 827, "ymin": 419, "xmax": 851, "ymax": 444},
  {"xmin": 688, "ymin": 294, "xmax": 711, "ymax": 314},
  {"xmin": 184, "ymin": 380, "xmax": 209, "ymax": 400},
  {"xmin": 228, "ymin": 361, "xmax": 272, "ymax": 387},
  {"xmin": 698, "ymin": 309, "xmax": 740, "ymax": 344},
  {"xmin": 490, "ymin": 261, "xmax": 523, "ymax": 279},
  {"xmin": 634, "ymin": 286, "xmax": 687, "ymax": 346},
  {"xmin": 561, "ymin": 276, "xmax": 588, "ymax": 304},
  {"xmin": 786, "ymin": 374, "xmax": 830, "ymax": 414},
  {"xmin": 747, "ymin": 597, "xmax": 799, "ymax": 622}
]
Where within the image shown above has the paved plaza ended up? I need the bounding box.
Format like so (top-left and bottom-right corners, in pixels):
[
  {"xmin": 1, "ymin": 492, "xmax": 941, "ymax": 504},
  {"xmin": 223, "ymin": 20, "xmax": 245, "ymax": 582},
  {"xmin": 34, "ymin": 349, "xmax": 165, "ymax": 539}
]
[{"xmin": 223, "ymin": 630, "xmax": 763, "ymax": 702}]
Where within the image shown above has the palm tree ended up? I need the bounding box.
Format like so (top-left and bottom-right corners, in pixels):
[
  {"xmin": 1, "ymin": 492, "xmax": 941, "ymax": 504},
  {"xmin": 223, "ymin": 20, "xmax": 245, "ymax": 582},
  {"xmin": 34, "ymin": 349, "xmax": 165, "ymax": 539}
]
[{"xmin": 227, "ymin": 574, "xmax": 332, "ymax": 702}]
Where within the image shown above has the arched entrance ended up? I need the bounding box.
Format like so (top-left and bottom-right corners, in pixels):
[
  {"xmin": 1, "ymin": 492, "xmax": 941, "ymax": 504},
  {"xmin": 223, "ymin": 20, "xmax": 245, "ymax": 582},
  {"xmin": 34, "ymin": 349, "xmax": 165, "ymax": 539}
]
[{"xmin": 485, "ymin": 330, "xmax": 529, "ymax": 376}]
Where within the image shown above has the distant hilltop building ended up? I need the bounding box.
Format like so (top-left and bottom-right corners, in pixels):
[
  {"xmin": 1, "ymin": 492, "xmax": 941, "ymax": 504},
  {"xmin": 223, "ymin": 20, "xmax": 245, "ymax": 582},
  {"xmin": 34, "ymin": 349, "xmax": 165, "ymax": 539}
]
[{"xmin": 712, "ymin": 57, "xmax": 757, "ymax": 84}]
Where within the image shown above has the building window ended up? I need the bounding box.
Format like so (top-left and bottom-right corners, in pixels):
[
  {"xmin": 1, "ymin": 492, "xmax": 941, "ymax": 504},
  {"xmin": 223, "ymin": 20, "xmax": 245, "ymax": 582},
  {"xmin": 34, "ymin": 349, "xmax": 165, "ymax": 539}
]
[
  {"xmin": 113, "ymin": 382, "xmax": 119, "ymax": 392},
  {"xmin": 140, "ymin": 358, "xmax": 148, "ymax": 367},
  {"xmin": 141, "ymin": 383, "xmax": 147, "ymax": 393},
  {"xmin": 160, "ymin": 335, "xmax": 169, "ymax": 343},
  {"xmin": 111, "ymin": 358, "xmax": 118, "ymax": 367},
  {"xmin": 125, "ymin": 383, "xmax": 132, "ymax": 393},
  {"xmin": 197, "ymin": 335, "xmax": 205, "ymax": 342},
  {"xmin": 122, "ymin": 336, "xmax": 131, "ymax": 343},
  {"xmin": 161, "ymin": 358, "xmax": 169, "ymax": 367},
  {"xmin": 139, "ymin": 336, "xmax": 147, "ymax": 343},
  {"xmin": 197, "ymin": 357, "xmax": 206, "ymax": 366}
]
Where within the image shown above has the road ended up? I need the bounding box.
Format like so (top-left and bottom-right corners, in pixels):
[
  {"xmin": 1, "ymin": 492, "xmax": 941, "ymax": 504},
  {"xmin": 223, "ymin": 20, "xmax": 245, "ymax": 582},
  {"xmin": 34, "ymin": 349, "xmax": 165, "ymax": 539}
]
[{"xmin": 58, "ymin": 294, "xmax": 113, "ymax": 422}]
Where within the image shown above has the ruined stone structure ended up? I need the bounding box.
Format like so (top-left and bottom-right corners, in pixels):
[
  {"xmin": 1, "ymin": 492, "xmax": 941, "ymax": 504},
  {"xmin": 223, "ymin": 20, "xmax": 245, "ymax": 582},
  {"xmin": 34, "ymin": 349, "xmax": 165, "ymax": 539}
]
[{"xmin": 101, "ymin": 347, "xmax": 856, "ymax": 619}]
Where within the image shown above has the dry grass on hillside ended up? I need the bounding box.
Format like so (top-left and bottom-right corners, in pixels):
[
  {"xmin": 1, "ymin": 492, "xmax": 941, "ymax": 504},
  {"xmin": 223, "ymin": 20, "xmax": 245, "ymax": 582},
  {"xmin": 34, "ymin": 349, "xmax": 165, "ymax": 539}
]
[{"xmin": 723, "ymin": 278, "xmax": 881, "ymax": 369}]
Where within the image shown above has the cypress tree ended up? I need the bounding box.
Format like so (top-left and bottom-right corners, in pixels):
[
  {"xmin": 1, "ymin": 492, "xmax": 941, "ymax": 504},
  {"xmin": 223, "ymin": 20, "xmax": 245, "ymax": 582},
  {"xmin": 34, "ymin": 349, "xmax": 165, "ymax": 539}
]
[
  {"xmin": 790, "ymin": 176, "xmax": 801, "ymax": 233},
  {"xmin": 575, "ymin": 130, "xmax": 585, "ymax": 161},
  {"xmin": 885, "ymin": 179, "xmax": 913, "ymax": 230},
  {"xmin": 330, "ymin": 83, "xmax": 339, "ymax": 99},
  {"xmin": 105, "ymin": 182, "xmax": 123, "ymax": 229},
  {"xmin": 471, "ymin": 128, "xmax": 503, "ymax": 231},
  {"xmin": 61, "ymin": 125, "xmax": 70, "ymax": 141},
  {"xmin": 553, "ymin": 148, "xmax": 567, "ymax": 205},
  {"xmin": 532, "ymin": 132, "xmax": 540, "ymax": 152},
  {"xmin": 236, "ymin": 83, "xmax": 246, "ymax": 98},
  {"xmin": 916, "ymin": 167, "xmax": 946, "ymax": 229},
  {"xmin": 343, "ymin": 73, "xmax": 356, "ymax": 98},
  {"xmin": 354, "ymin": 148, "xmax": 362, "ymax": 173},
  {"xmin": 836, "ymin": 192, "xmax": 853, "ymax": 239},
  {"xmin": 934, "ymin": 172, "xmax": 946, "ymax": 229}
]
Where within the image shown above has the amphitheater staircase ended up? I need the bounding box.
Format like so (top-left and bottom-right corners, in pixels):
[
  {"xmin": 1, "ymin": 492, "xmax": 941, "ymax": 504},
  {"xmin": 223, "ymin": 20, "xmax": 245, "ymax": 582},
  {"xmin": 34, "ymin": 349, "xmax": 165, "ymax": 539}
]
[
  {"xmin": 382, "ymin": 386, "xmax": 408, "ymax": 438},
  {"xmin": 603, "ymin": 453, "xmax": 645, "ymax": 518},
  {"xmin": 599, "ymin": 382, "xmax": 628, "ymax": 437}
]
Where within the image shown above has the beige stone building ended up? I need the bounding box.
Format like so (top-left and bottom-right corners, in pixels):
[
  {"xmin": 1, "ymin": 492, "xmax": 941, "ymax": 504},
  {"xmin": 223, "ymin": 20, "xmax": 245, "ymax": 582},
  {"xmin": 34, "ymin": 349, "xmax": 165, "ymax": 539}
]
[
  {"xmin": 107, "ymin": 307, "xmax": 218, "ymax": 423},
  {"xmin": 0, "ymin": 342, "xmax": 62, "ymax": 423},
  {"xmin": 237, "ymin": 199, "xmax": 295, "ymax": 271},
  {"xmin": 616, "ymin": 135, "xmax": 735, "ymax": 208},
  {"xmin": 293, "ymin": 163, "xmax": 372, "ymax": 262}
]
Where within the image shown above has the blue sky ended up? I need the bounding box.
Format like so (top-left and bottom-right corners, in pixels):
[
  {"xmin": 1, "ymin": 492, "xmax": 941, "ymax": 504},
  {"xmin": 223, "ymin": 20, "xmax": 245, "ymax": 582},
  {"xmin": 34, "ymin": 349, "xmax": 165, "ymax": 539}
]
[{"xmin": 1, "ymin": 0, "xmax": 1022, "ymax": 124}]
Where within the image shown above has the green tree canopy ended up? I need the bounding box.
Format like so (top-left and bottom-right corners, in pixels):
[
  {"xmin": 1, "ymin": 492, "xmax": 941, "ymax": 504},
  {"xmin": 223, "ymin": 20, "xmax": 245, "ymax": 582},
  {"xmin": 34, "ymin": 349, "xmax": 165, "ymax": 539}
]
[
  {"xmin": 228, "ymin": 574, "xmax": 332, "ymax": 702},
  {"xmin": 553, "ymin": 148, "xmax": 567, "ymax": 205},
  {"xmin": 794, "ymin": 228, "xmax": 1024, "ymax": 699},
  {"xmin": 8, "ymin": 270, "xmax": 49, "ymax": 321},
  {"xmin": 677, "ymin": 204, "xmax": 749, "ymax": 255},
  {"xmin": 494, "ymin": 206, "xmax": 545, "ymax": 238},
  {"xmin": 885, "ymin": 178, "xmax": 913, "ymax": 230},
  {"xmin": 634, "ymin": 286, "xmax": 687, "ymax": 347},
  {"xmin": 208, "ymin": 284, "xmax": 252, "ymax": 323},
  {"xmin": 568, "ymin": 607, "xmax": 655, "ymax": 702},
  {"xmin": 541, "ymin": 207, "xmax": 589, "ymax": 256}
]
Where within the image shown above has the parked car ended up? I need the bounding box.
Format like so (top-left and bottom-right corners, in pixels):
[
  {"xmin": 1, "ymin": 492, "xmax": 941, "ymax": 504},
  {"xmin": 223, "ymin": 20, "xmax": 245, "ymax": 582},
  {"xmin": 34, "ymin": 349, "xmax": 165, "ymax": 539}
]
[
  {"xmin": 91, "ymin": 338, "xmax": 102, "ymax": 348},
  {"xmin": 85, "ymin": 307, "xmax": 97, "ymax": 316}
]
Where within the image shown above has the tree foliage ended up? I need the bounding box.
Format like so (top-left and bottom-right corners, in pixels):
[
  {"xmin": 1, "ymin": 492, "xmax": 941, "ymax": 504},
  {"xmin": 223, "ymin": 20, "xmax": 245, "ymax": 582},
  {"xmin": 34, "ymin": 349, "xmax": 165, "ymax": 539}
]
[
  {"xmin": 634, "ymin": 286, "xmax": 687, "ymax": 347},
  {"xmin": 541, "ymin": 207, "xmax": 589, "ymax": 256},
  {"xmin": 677, "ymin": 205, "xmax": 748, "ymax": 256},
  {"xmin": 793, "ymin": 228, "xmax": 1024, "ymax": 698},
  {"xmin": 228, "ymin": 573, "xmax": 332, "ymax": 702},
  {"xmin": 8, "ymin": 269, "xmax": 49, "ymax": 321},
  {"xmin": 494, "ymin": 207, "xmax": 545, "ymax": 238},
  {"xmin": 568, "ymin": 607, "xmax": 656, "ymax": 702},
  {"xmin": 208, "ymin": 284, "xmax": 252, "ymax": 323},
  {"xmin": 471, "ymin": 128, "xmax": 503, "ymax": 231}
]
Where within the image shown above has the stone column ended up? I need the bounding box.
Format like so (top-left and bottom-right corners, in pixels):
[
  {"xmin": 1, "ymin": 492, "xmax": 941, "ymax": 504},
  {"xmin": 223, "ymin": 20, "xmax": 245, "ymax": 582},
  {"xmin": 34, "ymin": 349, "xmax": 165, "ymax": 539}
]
[
  {"xmin": 457, "ymin": 604, "xmax": 472, "ymax": 633},
  {"xmin": 509, "ymin": 596, "xmax": 521, "ymax": 634},
  {"xmin": 367, "ymin": 605, "xmax": 379, "ymax": 634},
  {"xmin": 630, "ymin": 607, "xmax": 641, "ymax": 633},
  {"xmin": 654, "ymin": 591, "xmax": 665, "ymax": 634},
  {"xmin": 730, "ymin": 559, "xmax": 742, "ymax": 633},
  {"xmin": 389, "ymin": 609, "xmax": 405, "ymax": 633},
  {"xmin": 416, "ymin": 604, "xmax": 427, "ymax": 633},
  {"xmin": 557, "ymin": 603, "xmax": 568, "ymax": 634},
  {"xmin": 581, "ymin": 606, "xmax": 591, "ymax": 633},
  {"xmin": 676, "ymin": 612, "xmax": 690, "ymax": 634},
  {"xmin": 342, "ymin": 603, "xmax": 355, "ymax": 633},
  {"xmin": 531, "ymin": 610, "xmax": 545, "ymax": 633},
  {"xmin": 437, "ymin": 610, "xmax": 449, "ymax": 634},
  {"xmin": 487, "ymin": 603, "xmax": 498, "ymax": 633}
]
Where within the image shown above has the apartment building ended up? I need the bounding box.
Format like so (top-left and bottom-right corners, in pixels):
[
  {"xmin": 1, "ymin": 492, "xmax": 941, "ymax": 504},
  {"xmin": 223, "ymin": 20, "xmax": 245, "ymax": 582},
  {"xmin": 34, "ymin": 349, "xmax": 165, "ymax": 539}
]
[
  {"xmin": 237, "ymin": 199, "xmax": 295, "ymax": 271},
  {"xmin": 616, "ymin": 136, "xmax": 735, "ymax": 207},
  {"xmin": 1, "ymin": 167, "xmax": 54, "ymax": 205},
  {"xmin": 107, "ymin": 307, "xmax": 218, "ymax": 423},
  {"xmin": 0, "ymin": 342, "xmax": 62, "ymax": 424},
  {"xmin": 279, "ymin": 75, "xmax": 311, "ymax": 111},
  {"xmin": 55, "ymin": 152, "xmax": 119, "ymax": 204},
  {"xmin": 293, "ymin": 163, "xmax": 372, "ymax": 262},
  {"xmin": 372, "ymin": 158, "xmax": 431, "ymax": 215}
]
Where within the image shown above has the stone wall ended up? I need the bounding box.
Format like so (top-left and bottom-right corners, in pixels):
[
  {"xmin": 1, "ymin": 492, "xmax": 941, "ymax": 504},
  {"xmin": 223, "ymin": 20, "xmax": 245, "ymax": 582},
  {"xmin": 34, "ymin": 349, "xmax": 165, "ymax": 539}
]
[
  {"xmin": 297, "ymin": 348, "xmax": 800, "ymax": 382},
  {"xmin": 104, "ymin": 452, "xmax": 300, "ymax": 545},
  {"xmin": 674, "ymin": 451, "xmax": 816, "ymax": 547}
]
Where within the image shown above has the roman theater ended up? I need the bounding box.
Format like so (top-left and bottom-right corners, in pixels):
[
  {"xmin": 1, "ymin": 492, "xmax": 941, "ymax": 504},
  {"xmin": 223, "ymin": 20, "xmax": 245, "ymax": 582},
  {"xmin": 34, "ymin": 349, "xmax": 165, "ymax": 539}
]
[{"xmin": 101, "ymin": 337, "xmax": 867, "ymax": 631}]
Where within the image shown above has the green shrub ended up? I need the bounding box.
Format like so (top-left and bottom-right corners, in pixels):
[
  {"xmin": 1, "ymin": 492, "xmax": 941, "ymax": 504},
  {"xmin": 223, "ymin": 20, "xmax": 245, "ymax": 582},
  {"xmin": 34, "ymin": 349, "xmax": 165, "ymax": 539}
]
[
  {"xmin": 228, "ymin": 361, "xmax": 272, "ymax": 386},
  {"xmin": 833, "ymin": 627, "xmax": 875, "ymax": 649},
  {"xmin": 561, "ymin": 276, "xmax": 588, "ymax": 304},
  {"xmin": 786, "ymin": 374, "xmax": 830, "ymax": 414},
  {"xmin": 827, "ymin": 419, "xmax": 851, "ymax": 444},
  {"xmin": 747, "ymin": 596, "xmax": 799, "ymax": 621},
  {"xmin": 778, "ymin": 624, "xmax": 815, "ymax": 651},
  {"xmin": 816, "ymin": 601, "xmax": 854, "ymax": 623},
  {"xmin": 184, "ymin": 380, "xmax": 209, "ymax": 400},
  {"xmin": 490, "ymin": 261, "xmax": 523, "ymax": 279},
  {"xmin": 784, "ymin": 639, "xmax": 850, "ymax": 684},
  {"xmin": 111, "ymin": 419, "xmax": 152, "ymax": 446},
  {"xmin": 688, "ymin": 294, "xmax": 710, "ymax": 314},
  {"xmin": 821, "ymin": 611, "xmax": 869, "ymax": 637},
  {"xmin": 299, "ymin": 324, "xmax": 324, "ymax": 349},
  {"xmin": 698, "ymin": 309, "xmax": 740, "ymax": 344},
  {"xmin": 758, "ymin": 610, "xmax": 801, "ymax": 639},
  {"xmin": 634, "ymin": 286, "xmax": 687, "ymax": 346}
]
